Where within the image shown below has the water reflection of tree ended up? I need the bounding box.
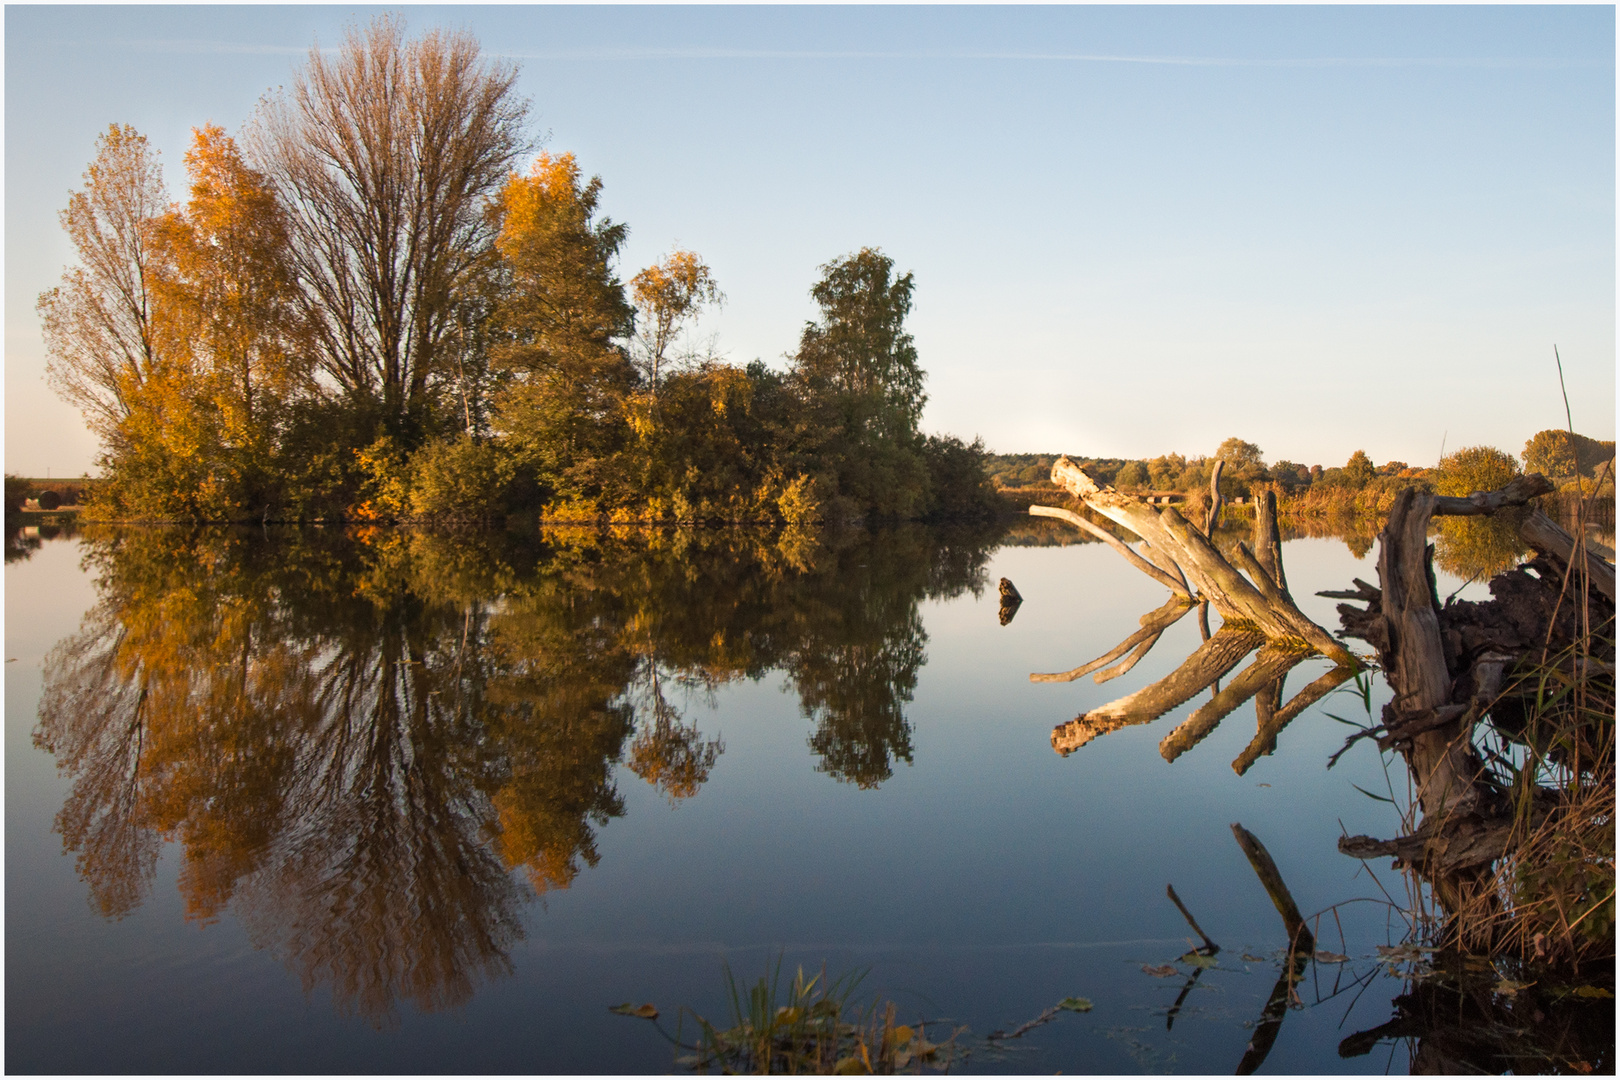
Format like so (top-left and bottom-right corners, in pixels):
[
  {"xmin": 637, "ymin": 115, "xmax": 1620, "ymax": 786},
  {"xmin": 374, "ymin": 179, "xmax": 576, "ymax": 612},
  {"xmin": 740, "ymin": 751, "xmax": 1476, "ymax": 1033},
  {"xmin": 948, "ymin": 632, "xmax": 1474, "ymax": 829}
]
[{"xmin": 35, "ymin": 521, "xmax": 992, "ymax": 1021}]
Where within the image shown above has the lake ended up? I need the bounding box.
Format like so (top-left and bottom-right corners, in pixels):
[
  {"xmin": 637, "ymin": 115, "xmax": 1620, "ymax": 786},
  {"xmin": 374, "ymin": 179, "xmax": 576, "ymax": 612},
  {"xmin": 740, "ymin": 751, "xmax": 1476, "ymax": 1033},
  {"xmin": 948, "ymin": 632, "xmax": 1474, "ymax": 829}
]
[{"xmin": 5, "ymin": 518, "xmax": 1491, "ymax": 1073}]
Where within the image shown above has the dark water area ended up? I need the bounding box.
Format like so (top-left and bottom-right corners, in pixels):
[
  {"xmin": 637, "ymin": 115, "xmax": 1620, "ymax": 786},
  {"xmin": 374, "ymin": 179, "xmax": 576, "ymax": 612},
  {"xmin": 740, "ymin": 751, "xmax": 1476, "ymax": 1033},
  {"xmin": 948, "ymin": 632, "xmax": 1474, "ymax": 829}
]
[{"xmin": 0, "ymin": 518, "xmax": 1581, "ymax": 1073}]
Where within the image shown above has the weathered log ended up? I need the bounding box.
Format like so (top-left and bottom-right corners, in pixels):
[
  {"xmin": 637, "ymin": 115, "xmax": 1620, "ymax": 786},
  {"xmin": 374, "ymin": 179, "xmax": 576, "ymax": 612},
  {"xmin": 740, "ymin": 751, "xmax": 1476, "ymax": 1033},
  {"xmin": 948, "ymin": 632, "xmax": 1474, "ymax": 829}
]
[
  {"xmin": 1520, "ymin": 509, "xmax": 1616, "ymax": 604},
  {"xmin": 1229, "ymin": 824, "xmax": 1315, "ymax": 1076},
  {"xmin": 1254, "ymin": 490, "xmax": 1286, "ymax": 594},
  {"xmin": 1051, "ymin": 626, "xmax": 1264, "ymax": 755},
  {"xmin": 1157, "ymin": 511, "xmax": 1355, "ymax": 664},
  {"xmin": 1030, "ymin": 596, "xmax": 1191, "ymax": 683},
  {"xmin": 1338, "ymin": 802, "xmax": 1550, "ymax": 876},
  {"xmin": 1232, "ymin": 664, "xmax": 1356, "ymax": 776},
  {"xmin": 1050, "ymin": 456, "xmax": 1356, "ymax": 664},
  {"xmin": 1204, "ymin": 458, "xmax": 1225, "ymax": 536},
  {"xmin": 1093, "ymin": 630, "xmax": 1165, "ymax": 684},
  {"xmin": 1429, "ymin": 473, "xmax": 1554, "ymax": 517},
  {"xmin": 1159, "ymin": 645, "xmax": 1307, "ymax": 763},
  {"xmin": 1377, "ymin": 488, "xmax": 1485, "ymax": 820},
  {"xmin": 1028, "ymin": 505, "xmax": 1191, "ymax": 598}
]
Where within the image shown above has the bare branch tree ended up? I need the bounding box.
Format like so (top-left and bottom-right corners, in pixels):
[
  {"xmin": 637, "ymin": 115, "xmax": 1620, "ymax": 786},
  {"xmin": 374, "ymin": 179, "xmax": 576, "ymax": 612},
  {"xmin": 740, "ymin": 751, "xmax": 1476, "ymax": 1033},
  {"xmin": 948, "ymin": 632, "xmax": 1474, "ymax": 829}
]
[{"xmin": 250, "ymin": 15, "xmax": 531, "ymax": 431}]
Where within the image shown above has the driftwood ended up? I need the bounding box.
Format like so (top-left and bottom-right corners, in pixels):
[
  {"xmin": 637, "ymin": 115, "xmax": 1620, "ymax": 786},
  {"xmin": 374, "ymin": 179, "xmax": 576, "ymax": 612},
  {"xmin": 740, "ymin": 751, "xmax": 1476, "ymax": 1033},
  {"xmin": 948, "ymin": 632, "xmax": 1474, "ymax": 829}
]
[
  {"xmin": 1204, "ymin": 458, "xmax": 1225, "ymax": 535},
  {"xmin": 1027, "ymin": 505, "xmax": 1191, "ymax": 599},
  {"xmin": 1228, "ymin": 824, "xmax": 1315, "ymax": 1075},
  {"xmin": 1037, "ymin": 458, "xmax": 1357, "ymax": 761},
  {"xmin": 1031, "ymin": 596, "xmax": 1191, "ymax": 684},
  {"xmin": 1231, "ymin": 664, "xmax": 1355, "ymax": 776},
  {"xmin": 1158, "ymin": 645, "xmax": 1304, "ymax": 763},
  {"xmin": 1036, "ymin": 457, "xmax": 1353, "ymax": 665},
  {"xmin": 1052, "ymin": 626, "xmax": 1264, "ymax": 755},
  {"xmin": 1331, "ymin": 473, "xmax": 1615, "ymax": 917},
  {"xmin": 1231, "ymin": 823, "xmax": 1314, "ymax": 953},
  {"xmin": 1520, "ymin": 509, "xmax": 1615, "ymax": 603}
]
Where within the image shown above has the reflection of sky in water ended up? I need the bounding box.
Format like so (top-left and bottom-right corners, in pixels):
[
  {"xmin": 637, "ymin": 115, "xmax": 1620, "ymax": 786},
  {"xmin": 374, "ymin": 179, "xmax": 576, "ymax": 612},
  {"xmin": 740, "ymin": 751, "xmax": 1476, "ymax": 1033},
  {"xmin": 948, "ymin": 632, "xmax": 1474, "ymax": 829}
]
[{"xmin": 8, "ymin": 528, "xmax": 1468, "ymax": 1073}]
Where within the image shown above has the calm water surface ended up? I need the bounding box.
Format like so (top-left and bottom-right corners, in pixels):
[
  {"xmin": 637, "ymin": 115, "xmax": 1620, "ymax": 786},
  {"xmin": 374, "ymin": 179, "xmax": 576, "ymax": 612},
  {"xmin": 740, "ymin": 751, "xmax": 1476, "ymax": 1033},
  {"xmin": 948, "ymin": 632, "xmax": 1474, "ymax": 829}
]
[{"xmin": 7, "ymin": 521, "xmax": 1480, "ymax": 1073}]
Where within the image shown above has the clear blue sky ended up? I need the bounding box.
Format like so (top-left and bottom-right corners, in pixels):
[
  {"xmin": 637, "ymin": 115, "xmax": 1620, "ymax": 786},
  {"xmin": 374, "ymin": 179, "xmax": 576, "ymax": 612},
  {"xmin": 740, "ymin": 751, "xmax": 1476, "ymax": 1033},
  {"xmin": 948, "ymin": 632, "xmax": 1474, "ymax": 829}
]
[{"xmin": 6, "ymin": 5, "xmax": 1614, "ymax": 477}]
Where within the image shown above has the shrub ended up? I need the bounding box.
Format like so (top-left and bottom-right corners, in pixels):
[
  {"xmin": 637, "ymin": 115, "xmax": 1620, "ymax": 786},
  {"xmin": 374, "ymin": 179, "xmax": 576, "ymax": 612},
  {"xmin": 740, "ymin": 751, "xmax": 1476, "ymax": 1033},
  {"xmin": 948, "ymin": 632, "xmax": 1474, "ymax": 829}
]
[
  {"xmin": 1434, "ymin": 446, "xmax": 1526, "ymax": 578},
  {"xmin": 5, "ymin": 475, "xmax": 32, "ymax": 515},
  {"xmin": 408, "ymin": 435, "xmax": 518, "ymax": 522}
]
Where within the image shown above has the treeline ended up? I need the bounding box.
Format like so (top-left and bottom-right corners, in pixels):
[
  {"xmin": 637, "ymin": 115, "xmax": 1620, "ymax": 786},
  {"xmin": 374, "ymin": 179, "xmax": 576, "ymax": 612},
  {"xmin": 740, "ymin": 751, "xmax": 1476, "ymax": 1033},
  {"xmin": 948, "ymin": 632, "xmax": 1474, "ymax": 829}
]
[
  {"xmin": 990, "ymin": 429, "xmax": 1615, "ymax": 503},
  {"xmin": 39, "ymin": 17, "xmax": 996, "ymax": 526}
]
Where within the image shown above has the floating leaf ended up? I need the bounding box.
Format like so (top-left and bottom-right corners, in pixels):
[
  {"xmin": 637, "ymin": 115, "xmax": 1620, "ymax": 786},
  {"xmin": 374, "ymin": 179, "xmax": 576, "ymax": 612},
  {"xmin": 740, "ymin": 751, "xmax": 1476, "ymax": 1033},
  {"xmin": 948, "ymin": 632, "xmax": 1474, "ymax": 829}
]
[
  {"xmin": 892, "ymin": 1024, "xmax": 913, "ymax": 1045},
  {"xmin": 609, "ymin": 1002, "xmax": 659, "ymax": 1020},
  {"xmin": 1056, "ymin": 996, "xmax": 1093, "ymax": 1012},
  {"xmin": 1179, "ymin": 951, "xmax": 1217, "ymax": 969},
  {"xmin": 1375, "ymin": 944, "xmax": 1433, "ymax": 961},
  {"xmin": 1314, "ymin": 951, "xmax": 1349, "ymax": 964},
  {"xmin": 1240, "ymin": 953, "xmax": 1268, "ymax": 963},
  {"xmin": 1142, "ymin": 964, "xmax": 1179, "ymax": 978},
  {"xmin": 1495, "ymin": 979, "xmax": 1534, "ymax": 996},
  {"xmin": 1572, "ymin": 985, "xmax": 1613, "ymax": 999}
]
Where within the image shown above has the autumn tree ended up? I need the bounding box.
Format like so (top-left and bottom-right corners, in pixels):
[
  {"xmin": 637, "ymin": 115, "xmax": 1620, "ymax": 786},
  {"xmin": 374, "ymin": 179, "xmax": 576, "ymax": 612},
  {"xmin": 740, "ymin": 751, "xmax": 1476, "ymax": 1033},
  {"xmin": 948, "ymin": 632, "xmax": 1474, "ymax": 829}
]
[
  {"xmin": 148, "ymin": 125, "xmax": 305, "ymax": 433},
  {"xmin": 37, "ymin": 124, "xmax": 168, "ymax": 442},
  {"xmin": 251, "ymin": 15, "xmax": 530, "ymax": 440},
  {"xmin": 490, "ymin": 152, "xmax": 636, "ymax": 512},
  {"xmin": 103, "ymin": 124, "xmax": 312, "ymax": 517},
  {"xmin": 1524, "ymin": 429, "xmax": 1615, "ymax": 479},
  {"xmin": 630, "ymin": 250, "xmax": 722, "ymax": 398}
]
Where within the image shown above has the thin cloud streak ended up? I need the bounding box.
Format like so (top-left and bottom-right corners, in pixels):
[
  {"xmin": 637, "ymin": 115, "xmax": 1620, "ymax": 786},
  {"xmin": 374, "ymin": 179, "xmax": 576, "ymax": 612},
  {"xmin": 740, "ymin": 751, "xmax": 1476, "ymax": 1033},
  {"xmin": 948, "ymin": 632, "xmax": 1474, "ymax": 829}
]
[
  {"xmin": 487, "ymin": 47, "xmax": 1597, "ymax": 68},
  {"xmin": 115, "ymin": 38, "xmax": 331, "ymax": 56},
  {"xmin": 66, "ymin": 38, "xmax": 1604, "ymax": 69}
]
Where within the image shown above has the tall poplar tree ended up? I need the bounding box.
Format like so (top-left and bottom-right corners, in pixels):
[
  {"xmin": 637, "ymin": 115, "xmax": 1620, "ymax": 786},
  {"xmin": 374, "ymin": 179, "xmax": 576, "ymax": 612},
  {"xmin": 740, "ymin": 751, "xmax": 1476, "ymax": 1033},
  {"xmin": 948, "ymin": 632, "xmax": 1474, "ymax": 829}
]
[{"xmin": 37, "ymin": 124, "xmax": 168, "ymax": 442}]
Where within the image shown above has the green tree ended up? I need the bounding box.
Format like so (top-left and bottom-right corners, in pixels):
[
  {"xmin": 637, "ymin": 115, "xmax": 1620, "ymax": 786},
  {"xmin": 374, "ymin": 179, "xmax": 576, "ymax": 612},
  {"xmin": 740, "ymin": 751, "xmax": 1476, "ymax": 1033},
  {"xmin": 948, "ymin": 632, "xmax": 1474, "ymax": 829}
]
[
  {"xmin": 1524, "ymin": 429, "xmax": 1615, "ymax": 479},
  {"xmin": 1216, "ymin": 438, "xmax": 1264, "ymax": 469},
  {"xmin": 794, "ymin": 248, "xmax": 926, "ymax": 435},
  {"xmin": 1344, "ymin": 449, "xmax": 1376, "ymax": 488},
  {"xmin": 791, "ymin": 248, "xmax": 930, "ymax": 518},
  {"xmin": 490, "ymin": 152, "xmax": 636, "ymax": 514},
  {"xmin": 1115, "ymin": 461, "xmax": 1148, "ymax": 490}
]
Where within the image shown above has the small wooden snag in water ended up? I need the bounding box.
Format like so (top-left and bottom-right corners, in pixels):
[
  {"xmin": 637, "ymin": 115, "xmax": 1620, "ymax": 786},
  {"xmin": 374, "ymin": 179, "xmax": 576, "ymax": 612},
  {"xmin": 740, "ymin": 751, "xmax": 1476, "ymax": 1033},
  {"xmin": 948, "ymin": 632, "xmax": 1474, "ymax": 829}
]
[
  {"xmin": 997, "ymin": 577, "xmax": 1023, "ymax": 626},
  {"xmin": 1230, "ymin": 823, "xmax": 1314, "ymax": 954}
]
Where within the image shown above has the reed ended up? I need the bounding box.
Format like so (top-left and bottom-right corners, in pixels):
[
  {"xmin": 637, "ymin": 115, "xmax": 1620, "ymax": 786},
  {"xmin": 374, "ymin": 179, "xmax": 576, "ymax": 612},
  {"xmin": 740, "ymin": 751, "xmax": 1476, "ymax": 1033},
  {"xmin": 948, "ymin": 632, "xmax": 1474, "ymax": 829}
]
[{"xmin": 669, "ymin": 956, "xmax": 959, "ymax": 1074}]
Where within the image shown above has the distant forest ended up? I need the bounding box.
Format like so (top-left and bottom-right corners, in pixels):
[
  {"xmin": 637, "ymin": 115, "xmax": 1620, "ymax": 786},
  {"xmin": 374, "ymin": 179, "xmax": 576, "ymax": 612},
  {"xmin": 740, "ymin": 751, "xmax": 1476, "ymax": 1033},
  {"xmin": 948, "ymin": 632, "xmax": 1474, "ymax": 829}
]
[{"xmin": 987, "ymin": 429, "xmax": 1615, "ymax": 500}]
